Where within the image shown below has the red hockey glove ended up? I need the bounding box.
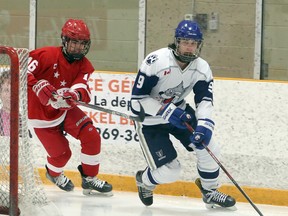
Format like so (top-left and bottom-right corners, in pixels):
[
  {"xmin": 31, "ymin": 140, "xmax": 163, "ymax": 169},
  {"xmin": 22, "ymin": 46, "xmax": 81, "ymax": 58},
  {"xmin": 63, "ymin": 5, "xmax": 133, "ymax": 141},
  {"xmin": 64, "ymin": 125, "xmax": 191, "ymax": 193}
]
[
  {"xmin": 62, "ymin": 90, "xmax": 80, "ymax": 107},
  {"xmin": 32, "ymin": 80, "xmax": 57, "ymax": 106}
]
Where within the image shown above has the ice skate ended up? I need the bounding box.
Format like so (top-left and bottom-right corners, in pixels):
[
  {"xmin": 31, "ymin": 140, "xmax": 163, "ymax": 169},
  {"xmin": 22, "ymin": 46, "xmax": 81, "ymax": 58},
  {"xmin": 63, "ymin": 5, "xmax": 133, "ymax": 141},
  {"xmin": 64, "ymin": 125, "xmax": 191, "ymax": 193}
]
[
  {"xmin": 78, "ymin": 165, "xmax": 113, "ymax": 196},
  {"xmin": 136, "ymin": 170, "xmax": 155, "ymax": 206},
  {"xmin": 195, "ymin": 178, "xmax": 236, "ymax": 210},
  {"xmin": 45, "ymin": 165, "xmax": 74, "ymax": 192}
]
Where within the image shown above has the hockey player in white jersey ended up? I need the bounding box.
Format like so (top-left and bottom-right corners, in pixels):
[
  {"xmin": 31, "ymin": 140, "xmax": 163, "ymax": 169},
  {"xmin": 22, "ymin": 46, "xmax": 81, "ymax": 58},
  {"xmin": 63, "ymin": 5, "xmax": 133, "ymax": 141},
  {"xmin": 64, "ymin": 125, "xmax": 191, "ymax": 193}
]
[{"xmin": 130, "ymin": 19, "xmax": 236, "ymax": 209}]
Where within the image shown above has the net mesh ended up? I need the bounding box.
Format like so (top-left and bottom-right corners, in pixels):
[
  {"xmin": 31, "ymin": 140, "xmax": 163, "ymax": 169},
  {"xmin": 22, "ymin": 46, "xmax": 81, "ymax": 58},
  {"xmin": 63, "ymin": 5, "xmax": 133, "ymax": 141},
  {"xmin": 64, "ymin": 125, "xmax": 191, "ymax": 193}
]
[{"xmin": 0, "ymin": 46, "xmax": 62, "ymax": 216}]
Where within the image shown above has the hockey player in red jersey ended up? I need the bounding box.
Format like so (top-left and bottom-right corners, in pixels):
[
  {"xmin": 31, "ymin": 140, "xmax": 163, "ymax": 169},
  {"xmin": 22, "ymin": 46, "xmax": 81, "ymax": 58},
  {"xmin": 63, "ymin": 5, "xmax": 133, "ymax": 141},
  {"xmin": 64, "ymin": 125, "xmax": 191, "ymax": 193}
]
[{"xmin": 27, "ymin": 18, "xmax": 112, "ymax": 195}]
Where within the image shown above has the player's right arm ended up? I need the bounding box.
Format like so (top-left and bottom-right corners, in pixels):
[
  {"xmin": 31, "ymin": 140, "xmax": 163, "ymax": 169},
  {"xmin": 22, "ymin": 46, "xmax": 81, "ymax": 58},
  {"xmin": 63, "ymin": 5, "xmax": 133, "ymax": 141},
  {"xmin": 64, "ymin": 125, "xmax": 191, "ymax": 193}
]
[
  {"xmin": 27, "ymin": 48, "xmax": 55, "ymax": 86},
  {"xmin": 27, "ymin": 48, "xmax": 57, "ymax": 106},
  {"xmin": 131, "ymin": 69, "xmax": 161, "ymax": 116},
  {"xmin": 134, "ymin": 50, "xmax": 172, "ymax": 114}
]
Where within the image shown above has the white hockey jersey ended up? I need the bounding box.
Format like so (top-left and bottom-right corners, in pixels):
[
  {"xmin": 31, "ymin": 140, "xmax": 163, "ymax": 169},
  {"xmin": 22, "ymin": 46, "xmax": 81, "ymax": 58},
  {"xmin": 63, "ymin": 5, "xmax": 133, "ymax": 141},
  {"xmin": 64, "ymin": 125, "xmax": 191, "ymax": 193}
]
[{"xmin": 131, "ymin": 47, "xmax": 214, "ymax": 125}]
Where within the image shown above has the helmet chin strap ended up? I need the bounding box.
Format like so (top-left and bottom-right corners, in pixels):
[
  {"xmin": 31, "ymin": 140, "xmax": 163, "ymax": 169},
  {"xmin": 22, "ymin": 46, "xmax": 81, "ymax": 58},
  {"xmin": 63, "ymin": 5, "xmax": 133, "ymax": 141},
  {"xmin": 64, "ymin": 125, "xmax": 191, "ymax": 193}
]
[
  {"xmin": 62, "ymin": 47, "xmax": 86, "ymax": 63},
  {"xmin": 62, "ymin": 48, "xmax": 76, "ymax": 63},
  {"xmin": 172, "ymin": 49, "xmax": 196, "ymax": 64},
  {"xmin": 169, "ymin": 42, "xmax": 200, "ymax": 63},
  {"xmin": 62, "ymin": 44, "xmax": 87, "ymax": 63},
  {"xmin": 173, "ymin": 50, "xmax": 190, "ymax": 63}
]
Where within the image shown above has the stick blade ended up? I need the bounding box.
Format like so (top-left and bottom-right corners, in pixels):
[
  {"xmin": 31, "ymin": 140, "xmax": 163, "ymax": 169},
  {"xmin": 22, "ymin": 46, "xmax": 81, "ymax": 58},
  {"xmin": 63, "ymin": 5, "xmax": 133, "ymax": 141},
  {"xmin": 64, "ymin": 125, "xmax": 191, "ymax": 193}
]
[
  {"xmin": 137, "ymin": 102, "xmax": 145, "ymax": 122},
  {"xmin": 130, "ymin": 102, "xmax": 145, "ymax": 122}
]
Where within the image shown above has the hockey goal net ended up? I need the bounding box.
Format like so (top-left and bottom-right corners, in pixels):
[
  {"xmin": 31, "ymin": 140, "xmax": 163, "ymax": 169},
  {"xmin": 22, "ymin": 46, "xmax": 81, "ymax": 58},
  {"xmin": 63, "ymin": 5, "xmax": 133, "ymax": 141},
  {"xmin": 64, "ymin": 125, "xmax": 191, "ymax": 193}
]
[{"xmin": 0, "ymin": 46, "xmax": 61, "ymax": 216}]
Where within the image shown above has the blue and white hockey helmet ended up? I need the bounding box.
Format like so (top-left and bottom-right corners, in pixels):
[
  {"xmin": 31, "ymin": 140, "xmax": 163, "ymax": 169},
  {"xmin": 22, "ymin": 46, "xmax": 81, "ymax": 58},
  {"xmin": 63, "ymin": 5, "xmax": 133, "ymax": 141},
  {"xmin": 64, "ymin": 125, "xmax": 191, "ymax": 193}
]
[
  {"xmin": 174, "ymin": 20, "xmax": 203, "ymax": 62},
  {"xmin": 175, "ymin": 20, "xmax": 203, "ymax": 41}
]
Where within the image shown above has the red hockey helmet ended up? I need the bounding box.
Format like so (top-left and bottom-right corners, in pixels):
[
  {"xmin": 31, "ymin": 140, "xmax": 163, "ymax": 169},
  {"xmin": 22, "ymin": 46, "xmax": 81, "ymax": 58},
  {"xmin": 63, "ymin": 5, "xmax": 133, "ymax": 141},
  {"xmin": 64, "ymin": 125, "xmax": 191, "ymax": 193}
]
[{"xmin": 61, "ymin": 19, "xmax": 91, "ymax": 61}]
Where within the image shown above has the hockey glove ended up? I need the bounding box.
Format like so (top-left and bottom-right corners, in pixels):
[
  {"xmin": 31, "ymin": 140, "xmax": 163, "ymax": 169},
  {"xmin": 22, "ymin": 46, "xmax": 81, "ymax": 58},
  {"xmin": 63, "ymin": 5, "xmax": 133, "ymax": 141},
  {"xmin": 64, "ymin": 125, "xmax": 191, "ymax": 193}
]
[
  {"xmin": 50, "ymin": 95, "xmax": 73, "ymax": 110},
  {"xmin": 62, "ymin": 89, "xmax": 80, "ymax": 107},
  {"xmin": 160, "ymin": 103, "xmax": 191, "ymax": 129},
  {"xmin": 32, "ymin": 79, "xmax": 57, "ymax": 106},
  {"xmin": 189, "ymin": 118, "xmax": 214, "ymax": 150},
  {"xmin": 50, "ymin": 90, "xmax": 80, "ymax": 110}
]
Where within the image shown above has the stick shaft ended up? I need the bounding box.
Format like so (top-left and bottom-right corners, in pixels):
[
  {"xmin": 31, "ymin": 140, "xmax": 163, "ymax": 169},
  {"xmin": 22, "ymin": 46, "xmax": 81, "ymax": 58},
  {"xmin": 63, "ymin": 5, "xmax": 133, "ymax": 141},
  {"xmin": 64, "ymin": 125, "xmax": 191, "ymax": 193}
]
[
  {"xmin": 76, "ymin": 101, "xmax": 145, "ymax": 122},
  {"xmin": 186, "ymin": 123, "xmax": 264, "ymax": 216}
]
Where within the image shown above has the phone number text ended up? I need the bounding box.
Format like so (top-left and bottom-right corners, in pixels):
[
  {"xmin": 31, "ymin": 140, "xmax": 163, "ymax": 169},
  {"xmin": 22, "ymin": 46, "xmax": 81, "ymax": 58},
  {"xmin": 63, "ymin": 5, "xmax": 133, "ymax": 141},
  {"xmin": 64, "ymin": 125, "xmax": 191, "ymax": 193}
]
[{"xmin": 96, "ymin": 127, "xmax": 139, "ymax": 142}]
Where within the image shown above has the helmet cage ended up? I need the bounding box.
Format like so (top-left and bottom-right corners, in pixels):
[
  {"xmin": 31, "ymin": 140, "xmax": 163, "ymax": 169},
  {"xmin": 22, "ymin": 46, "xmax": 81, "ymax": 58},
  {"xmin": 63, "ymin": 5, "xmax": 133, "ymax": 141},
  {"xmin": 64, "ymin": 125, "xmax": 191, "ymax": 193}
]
[
  {"xmin": 61, "ymin": 36, "xmax": 91, "ymax": 61},
  {"xmin": 61, "ymin": 19, "xmax": 91, "ymax": 61},
  {"xmin": 174, "ymin": 37, "xmax": 203, "ymax": 62}
]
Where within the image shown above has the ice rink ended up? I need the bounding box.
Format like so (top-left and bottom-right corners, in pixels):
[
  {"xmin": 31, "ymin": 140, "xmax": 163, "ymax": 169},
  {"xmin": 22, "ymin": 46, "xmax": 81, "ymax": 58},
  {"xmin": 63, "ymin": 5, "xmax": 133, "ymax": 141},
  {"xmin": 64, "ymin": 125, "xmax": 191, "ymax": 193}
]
[{"xmin": 45, "ymin": 186, "xmax": 288, "ymax": 216}]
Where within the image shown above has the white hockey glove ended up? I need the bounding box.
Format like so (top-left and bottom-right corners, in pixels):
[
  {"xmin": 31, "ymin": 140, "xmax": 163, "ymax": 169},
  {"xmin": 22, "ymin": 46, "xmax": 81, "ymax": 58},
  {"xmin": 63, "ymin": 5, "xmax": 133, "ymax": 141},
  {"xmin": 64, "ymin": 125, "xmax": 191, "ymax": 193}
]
[
  {"xmin": 50, "ymin": 90, "xmax": 80, "ymax": 110},
  {"xmin": 50, "ymin": 96, "xmax": 71, "ymax": 110}
]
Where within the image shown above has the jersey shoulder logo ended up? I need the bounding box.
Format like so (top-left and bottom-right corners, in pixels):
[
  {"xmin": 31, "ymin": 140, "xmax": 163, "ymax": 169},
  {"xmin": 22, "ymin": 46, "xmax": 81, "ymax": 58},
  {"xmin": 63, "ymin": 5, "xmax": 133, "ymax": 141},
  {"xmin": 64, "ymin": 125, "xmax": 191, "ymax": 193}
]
[
  {"xmin": 146, "ymin": 54, "xmax": 158, "ymax": 65},
  {"xmin": 164, "ymin": 69, "xmax": 170, "ymax": 75}
]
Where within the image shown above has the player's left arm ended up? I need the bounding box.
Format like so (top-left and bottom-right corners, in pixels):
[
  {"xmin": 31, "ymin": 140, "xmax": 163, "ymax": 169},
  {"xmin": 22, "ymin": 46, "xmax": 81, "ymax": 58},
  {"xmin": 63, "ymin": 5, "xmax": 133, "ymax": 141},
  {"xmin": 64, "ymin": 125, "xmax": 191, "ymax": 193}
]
[
  {"xmin": 189, "ymin": 79, "xmax": 214, "ymax": 149},
  {"xmin": 189, "ymin": 60, "xmax": 215, "ymax": 149},
  {"xmin": 65, "ymin": 60, "xmax": 94, "ymax": 104},
  {"xmin": 68, "ymin": 72, "xmax": 91, "ymax": 102},
  {"xmin": 193, "ymin": 79, "xmax": 214, "ymax": 119}
]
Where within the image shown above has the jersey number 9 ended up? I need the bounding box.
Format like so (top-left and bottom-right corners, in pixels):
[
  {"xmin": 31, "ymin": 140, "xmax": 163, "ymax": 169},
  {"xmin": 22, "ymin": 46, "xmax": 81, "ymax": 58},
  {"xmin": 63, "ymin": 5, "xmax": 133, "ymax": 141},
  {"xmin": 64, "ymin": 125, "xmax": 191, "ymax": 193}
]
[{"xmin": 136, "ymin": 75, "xmax": 145, "ymax": 89}]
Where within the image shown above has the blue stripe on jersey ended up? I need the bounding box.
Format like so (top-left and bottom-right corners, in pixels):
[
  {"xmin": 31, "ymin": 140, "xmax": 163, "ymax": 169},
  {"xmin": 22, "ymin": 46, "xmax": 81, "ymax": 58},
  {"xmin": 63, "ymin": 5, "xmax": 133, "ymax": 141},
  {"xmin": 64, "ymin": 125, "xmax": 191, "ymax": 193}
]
[
  {"xmin": 131, "ymin": 71, "xmax": 159, "ymax": 96},
  {"xmin": 193, "ymin": 80, "xmax": 213, "ymax": 104}
]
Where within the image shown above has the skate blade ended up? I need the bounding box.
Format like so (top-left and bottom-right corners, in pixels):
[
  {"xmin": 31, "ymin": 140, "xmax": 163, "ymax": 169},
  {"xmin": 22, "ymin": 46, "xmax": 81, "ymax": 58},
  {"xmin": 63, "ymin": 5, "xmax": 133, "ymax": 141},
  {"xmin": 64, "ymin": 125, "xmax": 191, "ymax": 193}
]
[
  {"xmin": 82, "ymin": 189, "xmax": 113, "ymax": 197},
  {"xmin": 205, "ymin": 203, "xmax": 237, "ymax": 211}
]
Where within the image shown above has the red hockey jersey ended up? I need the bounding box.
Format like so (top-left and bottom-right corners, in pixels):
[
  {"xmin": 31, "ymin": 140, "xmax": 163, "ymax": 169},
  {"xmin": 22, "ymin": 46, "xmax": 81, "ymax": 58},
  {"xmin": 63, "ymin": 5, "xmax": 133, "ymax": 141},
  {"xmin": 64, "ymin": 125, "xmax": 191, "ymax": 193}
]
[{"xmin": 27, "ymin": 46, "xmax": 94, "ymax": 128}]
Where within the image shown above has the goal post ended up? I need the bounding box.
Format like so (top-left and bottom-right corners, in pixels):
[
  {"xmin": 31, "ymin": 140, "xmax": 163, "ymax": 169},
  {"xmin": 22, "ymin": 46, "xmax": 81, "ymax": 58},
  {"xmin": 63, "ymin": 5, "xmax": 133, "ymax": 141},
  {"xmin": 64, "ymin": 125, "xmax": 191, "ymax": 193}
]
[
  {"xmin": 0, "ymin": 46, "xmax": 62, "ymax": 216},
  {"xmin": 0, "ymin": 45, "xmax": 21, "ymax": 216}
]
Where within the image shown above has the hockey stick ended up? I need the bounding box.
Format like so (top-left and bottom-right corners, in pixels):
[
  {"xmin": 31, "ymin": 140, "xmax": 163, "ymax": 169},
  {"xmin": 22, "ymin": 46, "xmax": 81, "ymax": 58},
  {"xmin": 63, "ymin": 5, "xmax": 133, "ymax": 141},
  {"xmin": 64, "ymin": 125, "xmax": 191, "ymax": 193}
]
[
  {"xmin": 185, "ymin": 123, "xmax": 264, "ymax": 216},
  {"xmin": 52, "ymin": 93, "xmax": 145, "ymax": 122},
  {"xmin": 75, "ymin": 100, "xmax": 145, "ymax": 122}
]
